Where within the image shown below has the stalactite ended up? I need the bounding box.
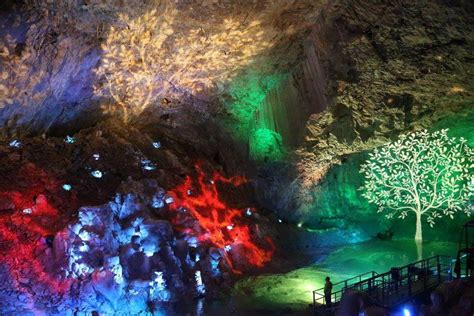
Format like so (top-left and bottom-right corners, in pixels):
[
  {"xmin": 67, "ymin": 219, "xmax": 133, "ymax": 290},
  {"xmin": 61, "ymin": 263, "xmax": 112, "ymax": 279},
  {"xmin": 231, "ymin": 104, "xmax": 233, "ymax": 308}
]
[
  {"xmin": 248, "ymin": 25, "xmax": 329, "ymax": 151},
  {"xmin": 249, "ymin": 74, "xmax": 303, "ymax": 148},
  {"xmin": 300, "ymin": 33, "xmax": 328, "ymax": 113}
]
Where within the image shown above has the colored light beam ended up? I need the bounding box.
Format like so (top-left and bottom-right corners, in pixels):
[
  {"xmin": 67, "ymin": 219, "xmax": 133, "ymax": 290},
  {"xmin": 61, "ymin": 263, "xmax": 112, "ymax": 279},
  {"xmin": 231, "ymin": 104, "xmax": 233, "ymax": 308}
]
[
  {"xmin": 168, "ymin": 163, "xmax": 275, "ymax": 274},
  {"xmin": 0, "ymin": 165, "xmax": 75, "ymax": 308}
]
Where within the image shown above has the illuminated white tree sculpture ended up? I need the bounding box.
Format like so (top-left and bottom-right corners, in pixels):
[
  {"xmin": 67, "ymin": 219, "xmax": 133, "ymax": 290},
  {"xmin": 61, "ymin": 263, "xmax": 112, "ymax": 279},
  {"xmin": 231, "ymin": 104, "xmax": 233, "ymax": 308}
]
[{"xmin": 360, "ymin": 129, "xmax": 473, "ymax": 241}]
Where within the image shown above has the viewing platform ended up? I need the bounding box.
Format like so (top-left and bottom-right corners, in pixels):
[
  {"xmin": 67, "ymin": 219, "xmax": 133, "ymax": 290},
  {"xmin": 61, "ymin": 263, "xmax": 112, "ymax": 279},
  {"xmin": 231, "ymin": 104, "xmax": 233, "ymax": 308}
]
[{"xmin": 313, "ymin": 255, "xmax": 454, "ymax": 315}]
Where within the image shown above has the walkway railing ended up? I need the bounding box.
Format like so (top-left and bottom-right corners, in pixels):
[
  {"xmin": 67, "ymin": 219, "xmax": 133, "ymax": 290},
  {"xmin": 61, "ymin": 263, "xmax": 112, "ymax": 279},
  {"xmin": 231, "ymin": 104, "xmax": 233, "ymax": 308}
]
[
  {"xmin": 313, "ymin": 255, "xmax": 453, "ymax": 312},
  {"xmin": 312, "ymin": 271, "xmax": 378, "ymax": 306}
]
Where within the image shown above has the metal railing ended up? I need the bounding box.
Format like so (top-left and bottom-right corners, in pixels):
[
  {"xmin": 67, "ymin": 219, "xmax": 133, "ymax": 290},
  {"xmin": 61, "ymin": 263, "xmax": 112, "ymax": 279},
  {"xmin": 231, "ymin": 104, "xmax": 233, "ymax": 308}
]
[
  {"xmin": 312, "ymin": 271, "xmax": 378, "ymax": 306},
  {"xmin": 366, "ymin": 255, "xmax": 452, "ymax": 307},
  {"xmin": 313, "ymin": 255, "xmax": 453, "ymax": 312}
]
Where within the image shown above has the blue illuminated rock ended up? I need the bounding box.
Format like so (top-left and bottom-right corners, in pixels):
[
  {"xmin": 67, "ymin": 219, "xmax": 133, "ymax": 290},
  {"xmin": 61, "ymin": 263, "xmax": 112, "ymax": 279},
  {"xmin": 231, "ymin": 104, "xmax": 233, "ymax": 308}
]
[
  {"xmin": 46, "ymin": 184, "xmax": 233, "ymax": 313},
  {"xmin": 9, "ymin": 140, "xmax": 21, "ymax": 148},
  {"xmin": 90, "ymin": 170, "xmax": 103, "ymax": 178},
  {"xmin": 64, "ymin": 136, "xmax": 75, "ymax": 144}
]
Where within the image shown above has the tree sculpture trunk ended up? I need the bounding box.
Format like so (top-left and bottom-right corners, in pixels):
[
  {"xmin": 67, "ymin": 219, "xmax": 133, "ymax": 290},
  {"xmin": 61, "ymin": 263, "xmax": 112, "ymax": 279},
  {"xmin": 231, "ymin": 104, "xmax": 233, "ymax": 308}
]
[
  {"xmin": 416, "ymin": 239, "xmax": 423, "ymax": 261},
  {"xmin": 415, "ymin": 213, "xmax": 423, "ymax": 241},
  {"xmin": 415, "ymin": 213, "xmax": 423, "ymax": 260}
]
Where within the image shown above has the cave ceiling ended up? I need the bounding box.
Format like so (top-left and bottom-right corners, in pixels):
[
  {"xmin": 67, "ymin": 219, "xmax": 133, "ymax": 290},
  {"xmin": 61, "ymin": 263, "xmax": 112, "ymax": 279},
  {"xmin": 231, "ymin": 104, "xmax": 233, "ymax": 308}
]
[
  {"xmin": 0, "ymin": 0, "xmax": 325, "ymax": 130},
  {"xmin": 0, "ymin": 0, "xmax": 473, "ymax": 187}
]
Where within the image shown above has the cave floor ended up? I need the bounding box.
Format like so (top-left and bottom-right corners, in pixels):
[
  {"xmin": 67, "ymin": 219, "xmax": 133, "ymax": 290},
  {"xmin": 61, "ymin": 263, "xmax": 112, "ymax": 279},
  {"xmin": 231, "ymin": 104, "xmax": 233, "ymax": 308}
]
[{"xmin": 223, "ymin": 239, "xmax": 457, "ymax": 314}]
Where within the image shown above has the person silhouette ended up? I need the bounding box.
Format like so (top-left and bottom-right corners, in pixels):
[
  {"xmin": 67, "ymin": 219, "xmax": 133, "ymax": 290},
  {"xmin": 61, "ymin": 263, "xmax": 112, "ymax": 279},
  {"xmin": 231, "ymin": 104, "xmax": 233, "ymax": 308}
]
[{"xmin": 324, "ymin": 276, "xmax": 333, "ymax": 307}]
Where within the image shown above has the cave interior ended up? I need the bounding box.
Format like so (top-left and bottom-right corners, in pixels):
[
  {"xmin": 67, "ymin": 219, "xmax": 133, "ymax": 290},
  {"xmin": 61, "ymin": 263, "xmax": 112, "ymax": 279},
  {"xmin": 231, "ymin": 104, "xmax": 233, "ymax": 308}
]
[{"xmin": 0, "ymin": 0, "xmax": 473, "ymax": 315}]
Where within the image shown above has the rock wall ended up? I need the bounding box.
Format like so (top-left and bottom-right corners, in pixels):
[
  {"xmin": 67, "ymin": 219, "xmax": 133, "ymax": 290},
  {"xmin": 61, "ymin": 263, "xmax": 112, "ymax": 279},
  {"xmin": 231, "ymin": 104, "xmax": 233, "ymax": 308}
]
[
  {"xmin": 0, "ymin": 0, "xmax": 329, "ymax": 135},
  {"xmin": 297, "ymin": 0, "xmax": 474, "ymax": 186},
  {"xmin": 0, "ymin": 8, "xmax": 101, "ymax": 135},
  {"xmin": 254, "ymin": 0, "xmax": 474, "ymax": 240},
  {"xmin": 423, "ymin": 277, "xmax": 474, "ymax": 315},
  {"xmin": 0, "ymin": 118, "xmax": 282, "ymax": 314}
]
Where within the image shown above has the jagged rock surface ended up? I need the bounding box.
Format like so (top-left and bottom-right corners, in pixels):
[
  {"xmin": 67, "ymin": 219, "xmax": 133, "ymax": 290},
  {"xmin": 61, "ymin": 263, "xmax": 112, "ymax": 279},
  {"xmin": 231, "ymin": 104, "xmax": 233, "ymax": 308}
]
[
  {"xmin": 0, "ymin": 120, "xmax": 280, "ymax": 314},
  {"xmin": 297, "ymin": 0, "xmax": 474, "ymax": 186},
  {"xmin": 253, "ymin": 0, "xmax": 474, "ymax": 229},
  {"xmin": 0, "ymin": 0, "xmax": 326, "ymax": 133}
]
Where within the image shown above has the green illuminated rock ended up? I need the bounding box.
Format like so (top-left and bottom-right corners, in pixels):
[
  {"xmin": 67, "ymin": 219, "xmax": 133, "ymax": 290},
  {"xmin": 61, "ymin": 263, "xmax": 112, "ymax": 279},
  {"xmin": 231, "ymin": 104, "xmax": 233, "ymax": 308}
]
[{"xmin": 249, "ymin": 128, "xmax": 285, "ymax": 162}]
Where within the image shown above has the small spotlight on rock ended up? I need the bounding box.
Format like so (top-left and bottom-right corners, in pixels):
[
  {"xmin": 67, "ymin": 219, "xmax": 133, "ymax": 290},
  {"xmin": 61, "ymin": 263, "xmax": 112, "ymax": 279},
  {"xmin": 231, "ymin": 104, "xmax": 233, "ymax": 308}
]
[
  {"xmin": 92, "ymin": 153, "xmax": 100, "ymax": 160},
  {"xmin": 91, "ymin": 170, "xmax": 103, "ymax": 178},
  {"xmin": 9, "ymin": 140, "xmax": 21, "ymax": 148},
  {"xmin": 62, "ymin": 184, "xmax": 72, "ymax": 191},
  {"xmin": 278, "ymin": 219, "xmax": 283, "ymax": 223},
  {"xmin": 64, "ymin": 135, "xmax": 75, "ymax": 144},
  {"xmin": 152, "ymin": 141, "xmax": 161, "ymax": 149},
  {"xmin": 224, "ymin": 245, "xmax": 232, "ymax": 252},
  {"xmin": 297, "ymin": 222, "xmax": 303, "ymax": 228},
  {"xmin": 141, "ymin": 159, "xmax": 157, "ymax": 171},
  {"xmin": 22, "ymin": 208, "xmax": 32, "ymax": 214},
  {"xmin": 165, "ymin": 197, "xmax": 174, "ymax": 204},
  {"xmin": 245, "ymin": 208, "xmax": 252, "ymax": 216}
]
